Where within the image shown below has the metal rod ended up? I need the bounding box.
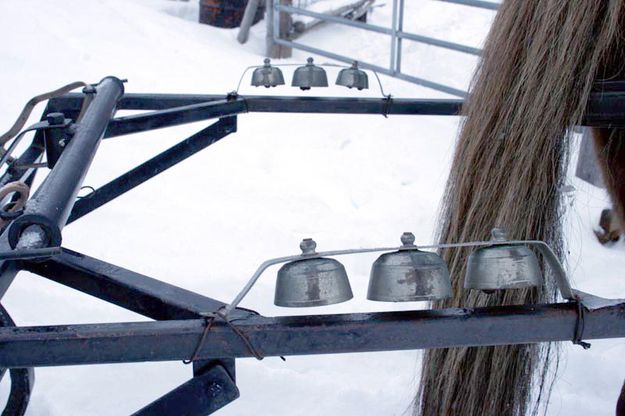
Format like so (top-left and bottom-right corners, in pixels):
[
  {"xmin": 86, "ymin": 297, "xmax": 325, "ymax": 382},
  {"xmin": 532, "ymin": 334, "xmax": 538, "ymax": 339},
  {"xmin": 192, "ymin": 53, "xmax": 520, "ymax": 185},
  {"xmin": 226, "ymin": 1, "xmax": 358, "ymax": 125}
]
[
  {"xmin": 68, "ymin": 117, "xmax": 236, "ymax": 223},
  {"xmin": 7, "ymin": 76, "xmax": 124, "ymax": 249},
  {"xmin": 104, "ymin": 99, "xmax": 245, "ymax": 138},
  {"xmin": 272, "ymin": 38, "xmax": 468, "ymax": 96},
  {"xmin": 397, "ymin": 31, "xmax": 481, "ymax": 56},
  {"xmin": 531, "ymin": 241, "xmax": 575, "ymax": 300},
  {"xmin": 275, "ymin": 4, "xmax": 480, "ymax": 56},
  {"xmin": 223, "ymin": 239, "xmax": 575, "ymax": 315},
  {"xmin": 48, "ymin": 84, "xmax": 625, "ymax": 126},
  {"xmin": 131, "ymin": 364, "xmax": 239, "ymax": 416},
  {"xmin": 438, "ymin": 0, "xmax": 499, "ymax": 11},
  {"xmin": 390, "ymin": 0, "xmax": 399, "ymax": 74},
  {"xmin": 397, "ymin": 0, "xmax": 405, "ymax": 73},
  {"xmin": 0, "ymin": 300, "xmax": 622, "ymax": 367},
  {"xmin": 101, "ymin": 96, "xmax": 462, "ymax": 136},
  {"xmin": 23, "ymin": 248, "xmax": 251, "ymax": 320}
]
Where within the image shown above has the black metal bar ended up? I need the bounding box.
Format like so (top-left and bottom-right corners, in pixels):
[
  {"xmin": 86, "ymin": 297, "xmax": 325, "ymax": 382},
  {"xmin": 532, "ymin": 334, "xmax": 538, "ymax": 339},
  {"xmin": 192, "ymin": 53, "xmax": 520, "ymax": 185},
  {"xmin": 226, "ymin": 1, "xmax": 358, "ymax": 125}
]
[
  {"xmin": 103, "ymin": 100, "xmax": 245, "ymax": 138},
  {"xmin": 0, "ymin": 301, "xmax": 623, "ymax": 367},
  {"xmin": 22, "ymin": 248, "xmax": 250, "ymax": 320},
  {"xmin": 47, "ymin": 87, "xmax": 625, "ymax": 136},
  {"xmin": 68, "ymin": 117, "xmax": 236, "ymax": 223},
  {"xmin": 131, "ymin": 364, "xmax": 239, "ymax": 416},
  {"xmin": 49, "ymin": 93, "xmax": 228, "ymax": 112},
  {"xmin": 194, "ymin": 359, "xmax": 235, "ymax": 382},
  {"xmin": 6, "ymin": 77, "xmax": 125, "ymax": 249},
  {"xmin": 0, "ymin": 236, "xmax": 22, "ymax": 299},
  {"xmin": 102, "ymin": 97, "xmax": 462, "ymax": 137},
  {"xmin": 245, "ymin": 96, "xmax": 463, "ymax": 115},
  {"xmin": 584, "ymin": 83, "xmax": 625, "ymax": 127},
  {"xmin": 0, "ymin": 303, "xmax": 33, "ymax": 416}
]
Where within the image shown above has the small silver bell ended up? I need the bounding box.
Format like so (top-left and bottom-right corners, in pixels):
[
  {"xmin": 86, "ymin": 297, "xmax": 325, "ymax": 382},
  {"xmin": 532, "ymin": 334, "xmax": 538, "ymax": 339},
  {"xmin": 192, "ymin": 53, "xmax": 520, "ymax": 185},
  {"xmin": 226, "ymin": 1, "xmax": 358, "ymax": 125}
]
[
  {"xmin": 367, "ymin": 232, "xmax": 452, "ymax": 302},
  {"xmin": 274, "ymin": 238, "xmax": 353, "ymax": 307},
  {"xmin": 251, "ymin": 58, "xmax": 285, "ymax": 88},
  {"xmin": 336, "ymin": 61, "xmax": 369, "ymax": 90},
  {"xmin": 464, "ymin": 228, "xmax": 543, "ymax": 291},
  {"xmin": 291, "ymin": 57, "xmax": 328, "ymax": 90}
]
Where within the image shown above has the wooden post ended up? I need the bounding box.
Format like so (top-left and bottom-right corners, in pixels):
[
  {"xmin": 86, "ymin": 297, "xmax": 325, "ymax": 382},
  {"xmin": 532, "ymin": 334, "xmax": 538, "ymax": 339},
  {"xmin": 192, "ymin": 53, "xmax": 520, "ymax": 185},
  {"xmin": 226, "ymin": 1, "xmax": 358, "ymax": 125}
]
[{"xmin": 266, "ymin": 0, "xmax": 292, "ymax": 59}]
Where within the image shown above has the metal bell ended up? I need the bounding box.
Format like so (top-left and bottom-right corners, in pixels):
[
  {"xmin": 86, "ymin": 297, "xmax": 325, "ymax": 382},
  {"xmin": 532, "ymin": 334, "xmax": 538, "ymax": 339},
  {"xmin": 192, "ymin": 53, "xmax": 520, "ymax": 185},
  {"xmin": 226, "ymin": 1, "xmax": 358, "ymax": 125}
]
[
  {"xmin": 251, "ymin": 58, "xmax": 285, "ymax": 88},
  {"xmin": 291, "ymin": 57, "xmax": 328, "ymax": 90},
  {"xmin": 336, "ymin": 61, "xmax": 369, "ymax": 90},
  {"xmin": 464, "ymin": 228, "xmax": 543, "ymax": 291},
  {"xmin": 367, "ymin": 232, "xmax": 452, "ymax": 302},
  {"xmin": 274, "ymin": 238, "xmax": 353, "ymax": 307}
]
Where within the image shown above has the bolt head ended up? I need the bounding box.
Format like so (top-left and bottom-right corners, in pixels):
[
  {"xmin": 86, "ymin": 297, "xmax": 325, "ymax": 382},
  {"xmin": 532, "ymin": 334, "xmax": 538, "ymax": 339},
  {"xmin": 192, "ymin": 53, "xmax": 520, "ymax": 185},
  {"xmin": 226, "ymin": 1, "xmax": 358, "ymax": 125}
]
[
  {"xmin": 46, "ymin": 112, "xmax": 65, "ymax": 126},
  {"xmin": 300, "ymin": 238, "xmax": 317, "ymax": 254},
  {"xmin": 400, "ymin": 232, "xmax": 416, "ymax": 246}
]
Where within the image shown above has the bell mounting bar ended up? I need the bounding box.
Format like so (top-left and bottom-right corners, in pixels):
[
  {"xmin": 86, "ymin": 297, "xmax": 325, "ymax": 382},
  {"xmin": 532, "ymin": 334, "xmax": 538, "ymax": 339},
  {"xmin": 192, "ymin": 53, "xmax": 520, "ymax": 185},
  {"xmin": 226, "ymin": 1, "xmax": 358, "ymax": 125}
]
[{"xmin": 0, "ymin": 77, "xmax": 623, "ymax": 415}]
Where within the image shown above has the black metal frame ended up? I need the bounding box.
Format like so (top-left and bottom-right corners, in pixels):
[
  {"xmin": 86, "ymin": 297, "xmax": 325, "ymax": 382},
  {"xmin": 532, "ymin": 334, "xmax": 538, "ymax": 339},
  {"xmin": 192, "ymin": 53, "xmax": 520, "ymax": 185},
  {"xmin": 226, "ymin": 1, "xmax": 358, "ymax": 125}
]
[{"xmin": 0, "ymin": 77, "xmax": 624, "ymax": 415}]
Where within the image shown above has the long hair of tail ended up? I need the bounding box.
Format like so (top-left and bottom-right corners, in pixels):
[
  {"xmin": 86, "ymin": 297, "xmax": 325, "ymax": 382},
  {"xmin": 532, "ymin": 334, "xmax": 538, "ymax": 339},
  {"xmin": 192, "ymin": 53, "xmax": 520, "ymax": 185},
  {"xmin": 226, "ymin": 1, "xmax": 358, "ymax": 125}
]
[{"xmin": 416, "ymin": 2, "xmax": 624, "ymax": 416}]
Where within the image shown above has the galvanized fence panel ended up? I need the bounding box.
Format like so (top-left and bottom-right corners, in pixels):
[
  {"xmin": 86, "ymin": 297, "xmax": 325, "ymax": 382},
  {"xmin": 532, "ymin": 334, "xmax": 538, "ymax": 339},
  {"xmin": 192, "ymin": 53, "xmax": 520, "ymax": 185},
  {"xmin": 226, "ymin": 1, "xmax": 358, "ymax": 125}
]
[{"xmin": 272, "ymin": 0, "xmax": 499, "ymax": 97}]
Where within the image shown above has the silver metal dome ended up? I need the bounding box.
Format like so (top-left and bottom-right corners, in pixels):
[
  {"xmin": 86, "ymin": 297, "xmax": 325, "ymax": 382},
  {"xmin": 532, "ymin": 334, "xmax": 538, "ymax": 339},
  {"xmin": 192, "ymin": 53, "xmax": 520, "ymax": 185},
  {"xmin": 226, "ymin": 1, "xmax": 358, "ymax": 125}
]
[
  {"xmin": 291, "ymin": 57, "xmax": 328, "ymax": 90},
  {"xmin": 367, "ymin": 232, "xmax": 452, "ymax": 302},
  {"xmin": 464, "ymin": 228, "xmax": 543, "ymax": 291},
  {"xmin": 336, "ymin": 61, "xmax": 369, "ymax": 90},
  {"xmin": 251, "ymin": 58, "xmax": 285, "ymax": 88},
  {"xmin": 274, "ymin": 239, "xmax": 353, "ymax": 307}
]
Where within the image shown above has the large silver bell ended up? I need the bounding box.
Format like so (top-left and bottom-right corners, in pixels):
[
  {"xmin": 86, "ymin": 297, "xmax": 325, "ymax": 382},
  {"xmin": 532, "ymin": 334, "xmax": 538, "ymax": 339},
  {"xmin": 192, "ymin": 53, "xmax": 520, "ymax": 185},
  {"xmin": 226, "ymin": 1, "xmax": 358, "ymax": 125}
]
[
  {"xmin": 251, "ymin": 58, "xmax": 285, "ymax": 88},
  {"xmin": 291, "ymin": 57, "xmax": 328, "ymax": 90},
  {"xmin": 367, "ymin": 232, "xmax": 452, "ymax": 302},
  {"xmin": 336, "ymin": 61, "xmax": 369, "ymax": 90},
  {"xmin": 464, "ymin": 228, "xmax": 543, "ymax": 291},
  {"xmin": 275, "ymin": 238, "xmax": 353, "ymax": 307}
]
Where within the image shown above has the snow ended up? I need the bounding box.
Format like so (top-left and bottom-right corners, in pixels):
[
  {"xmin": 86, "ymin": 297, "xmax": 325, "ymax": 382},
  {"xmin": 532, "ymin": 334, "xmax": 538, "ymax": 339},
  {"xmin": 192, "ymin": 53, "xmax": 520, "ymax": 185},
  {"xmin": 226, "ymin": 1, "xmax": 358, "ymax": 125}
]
[{"xmin": 0, "ymin": 0, "xmax": 623, "ymax": 415}]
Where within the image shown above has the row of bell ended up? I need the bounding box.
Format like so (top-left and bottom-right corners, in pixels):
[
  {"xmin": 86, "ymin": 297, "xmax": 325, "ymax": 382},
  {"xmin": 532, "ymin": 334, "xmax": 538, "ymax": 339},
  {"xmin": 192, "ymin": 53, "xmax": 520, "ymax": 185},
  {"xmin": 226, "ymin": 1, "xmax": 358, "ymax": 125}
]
[
  {"xmin": 274, "ymin": 230, "xmax": 542, "ymax": 307},
  {"xmin": 252, "ymin": 58, "xmax": 369, "ymax": 91}
]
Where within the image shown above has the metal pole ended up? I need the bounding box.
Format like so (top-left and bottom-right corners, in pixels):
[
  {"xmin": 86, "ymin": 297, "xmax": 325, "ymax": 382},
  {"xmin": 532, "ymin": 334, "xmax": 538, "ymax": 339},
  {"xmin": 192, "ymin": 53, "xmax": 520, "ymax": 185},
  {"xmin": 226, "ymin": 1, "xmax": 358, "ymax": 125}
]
[
  {"xmin": 438, "ymin": 0, "xmax": 499, "ymax": 11},
  {"xmin": 237, "ymin": 0, "xmax": 262, "ymax": 44},
  {"xmin": 396, "ymin": 0, "xmax": 405, "ymax": 73},
  {"xmin": 7, "ymin": 76, "xmax": 124, "ymax": 249},
  {"xmin": 390, "ymin": 0, "xmax": 399, "ymax": 74},
  {"xmin": 0, "ymin": 299, "xmax": 622, "ymax": 367}
]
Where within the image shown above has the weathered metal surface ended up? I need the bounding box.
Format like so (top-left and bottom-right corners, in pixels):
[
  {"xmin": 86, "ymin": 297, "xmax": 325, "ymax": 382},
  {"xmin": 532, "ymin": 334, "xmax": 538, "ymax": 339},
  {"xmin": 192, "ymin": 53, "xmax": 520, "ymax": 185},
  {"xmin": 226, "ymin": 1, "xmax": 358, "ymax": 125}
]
[
  {"xmin": 465, "ymin": 230, "xmax": 542, "ymax": 291},
  {"xmin": 46, "ymin": 89, "xmax": 625, "ymax": 131},
  {"xmin": 0, "ymin": 303, "xmax": 33, "ymax": 416},
  {"xmin": 275, "ymin": 257, "xmax": 353, "ymax": 307},
  {"xmin": 251, "ymin": 59, "xmax": 285, "ymax": 88},
  {"xmin": 23, "ymin": 248, "xmax": 251, "ymax": 320},
  {"xmin": 0, "ymin": 84, "xmax": 623, "ymax": 415},
  {"xmin": 0, "ymin": 301, "xmax": 623, "ymax": 368},
  {"xmin": 132, "ymin": 364, "xmax": 239, "ymax": 416},
  {"xmin": 291, "ymin": 58, "xmax": 329, "ymax": 90},
  {"xmin": 7, "ymin": 77, "xmax": 124, "ymax": 249},
  {"xmin": 368, "ymin": 233, "xmax": 451, "ymax": 302},
  {"xmin": 336, "ymin": 62, "xmax": 369, "ymax": 90},
  {"xmin": 104, "ymin": 100, "xmax": 244, "ymax": 138}
]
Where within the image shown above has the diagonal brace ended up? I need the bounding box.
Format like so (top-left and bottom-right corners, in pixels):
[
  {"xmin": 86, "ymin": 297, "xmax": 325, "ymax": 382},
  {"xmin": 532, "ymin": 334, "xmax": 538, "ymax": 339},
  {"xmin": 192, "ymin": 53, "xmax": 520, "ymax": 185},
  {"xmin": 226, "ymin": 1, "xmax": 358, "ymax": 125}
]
[
  {"xmin": 22, "ymin": 248, "xmax": 251, "ymax": 320},
  {"xmin": 131, "ymin": 363, "xmax": 239, "ymax": 416},
  {"xmin": 67, "ymin": 117, "xmax": 236, "ymax": 224}
]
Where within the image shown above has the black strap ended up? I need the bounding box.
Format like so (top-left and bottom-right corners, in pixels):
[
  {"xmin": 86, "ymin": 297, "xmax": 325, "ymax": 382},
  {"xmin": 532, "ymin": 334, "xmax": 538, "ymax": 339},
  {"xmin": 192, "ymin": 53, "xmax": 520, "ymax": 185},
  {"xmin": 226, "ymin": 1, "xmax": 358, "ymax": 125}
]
[{"xmin": 573, "ymin": 300, "xmax": 591, "ymax": 349}]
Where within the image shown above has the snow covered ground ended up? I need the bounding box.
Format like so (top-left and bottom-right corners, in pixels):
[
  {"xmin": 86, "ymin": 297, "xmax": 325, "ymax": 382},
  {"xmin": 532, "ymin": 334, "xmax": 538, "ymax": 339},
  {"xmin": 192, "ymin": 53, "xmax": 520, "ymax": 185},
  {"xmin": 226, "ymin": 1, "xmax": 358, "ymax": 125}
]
[{"xmin": 0, "ymin": 0, "xmax": 623, "ymax": 414}]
